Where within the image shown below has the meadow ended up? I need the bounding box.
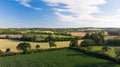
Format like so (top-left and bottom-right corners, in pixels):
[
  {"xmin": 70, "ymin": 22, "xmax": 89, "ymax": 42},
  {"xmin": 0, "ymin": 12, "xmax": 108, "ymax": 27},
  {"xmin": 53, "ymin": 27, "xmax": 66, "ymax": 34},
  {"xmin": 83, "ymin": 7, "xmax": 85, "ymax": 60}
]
[
  {"xmin": 80, "ymin": 46, "xmax": 120, "ymax": 57},
  {"xmin": 0, "ymin": 49, "xmax": 119, "ymax": 67},
  {"xmin": 0, "ymin": 39, "xmax": 82, "ymax": 52}
]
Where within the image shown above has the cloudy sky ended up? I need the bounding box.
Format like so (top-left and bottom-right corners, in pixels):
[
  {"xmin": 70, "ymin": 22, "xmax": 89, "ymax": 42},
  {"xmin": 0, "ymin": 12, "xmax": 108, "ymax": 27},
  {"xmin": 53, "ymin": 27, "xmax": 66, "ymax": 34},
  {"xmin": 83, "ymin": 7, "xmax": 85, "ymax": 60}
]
[{"xmin": 0, "ymin": 0, "xmax": 120, "ymax": 28}]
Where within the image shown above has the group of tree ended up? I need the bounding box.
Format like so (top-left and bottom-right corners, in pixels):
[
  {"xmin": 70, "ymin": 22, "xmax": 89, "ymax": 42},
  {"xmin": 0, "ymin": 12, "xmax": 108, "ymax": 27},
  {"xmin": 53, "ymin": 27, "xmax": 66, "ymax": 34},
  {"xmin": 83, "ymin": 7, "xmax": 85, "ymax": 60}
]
[
  {"xmin": 107, "ymin": 30, "xmax": 120, "ymax": 36},
  {"xmin": 18, "ymin": 35, "xmax": 57, "ymax": 53},
  {"xmin": 47, "ymin": 35, "xmax": 57, "ymax": 48},
  {"xmin": 83, "ymin": 32, "xmax": 105, "ymax": 45},
  {"xmin": 69, "ymin": 37, "xmax": 78, "ymax": 48},
  {"xmin": 69, "ymin": 37, "xmax": 95, "ymax": 48},
  {"xmin": 81, "ymin": 39, "xmax": 95, "ymax": 46},
  {"xmin": 107, "ymin": 39, "xmax": 120, "ymax": 46},
  {"xmin": 20, "ymin": 34, "xmax": 73, "ymax": 42}
]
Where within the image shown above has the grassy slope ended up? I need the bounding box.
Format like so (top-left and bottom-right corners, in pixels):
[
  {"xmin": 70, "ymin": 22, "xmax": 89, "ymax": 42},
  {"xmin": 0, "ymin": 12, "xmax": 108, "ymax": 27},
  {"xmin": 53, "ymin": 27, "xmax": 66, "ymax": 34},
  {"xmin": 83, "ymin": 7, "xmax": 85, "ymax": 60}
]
[
  {"xmin": 81, "ymin": 46, "xmax": 119, "ymax": 57},
  {"xmin": 0, "ymin": 49, "xmax": 119, "ymax": 67}
]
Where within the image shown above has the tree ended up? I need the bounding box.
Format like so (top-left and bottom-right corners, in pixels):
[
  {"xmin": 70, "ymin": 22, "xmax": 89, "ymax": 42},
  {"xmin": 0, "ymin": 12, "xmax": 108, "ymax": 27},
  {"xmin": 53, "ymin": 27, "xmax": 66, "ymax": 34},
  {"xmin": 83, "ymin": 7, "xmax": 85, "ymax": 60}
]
[
  {"xmin": 70, "ymin": 37, "xmax": 78, "ymax": 48},
  {"xmin": 32, "ymin": 35, "xmax": 37, "ymax": 41},
  {"xmin": 46, "ymin": 34, "xmax": 54, "ymax": 42},
  {"xmin": 102, "ymin": 46, "xmax": 112, "ymax": 52},
  {"xmin": 107, "ymin": 39, "xmax": 120, "ymax": 46},
  {"xmin": 80, "ymin": 39, "xmax": 95, "ymax": 46},
  {"xmin": 36, "ymin": 44, "xmax": 40, "ymax": 49},
  {"xmin": 83, "ymin": 33, "xmax": 91, "ymax": 39},
  {"xmin": 16, "ymin": 42, "xmax": 31, "ymax": 53},
  {"xmin": 83, "ymin": 32, "xmax": 105, "ymax": 45},
  {"xmin": 114, "ymin": 48, "xmax": 120, "ymax": 57},
  {"xmin": 49, "ymin": 41, "xmax": 57, "ymax": 48},
  {"xmin": 5, "ymin": 48, "xmax": 11, "ymax": 52},
  {"xmin": 5, "ymin": 35, "xmax": 11, "ymax": 39}
]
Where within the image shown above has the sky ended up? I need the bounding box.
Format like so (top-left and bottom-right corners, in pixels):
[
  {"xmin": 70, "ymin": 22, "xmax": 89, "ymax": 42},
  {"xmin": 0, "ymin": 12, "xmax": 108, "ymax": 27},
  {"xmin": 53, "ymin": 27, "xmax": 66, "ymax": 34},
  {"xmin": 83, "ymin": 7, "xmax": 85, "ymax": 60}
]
[{"xmin": 0, "ymin": 0, "xmax": 120, "ymax": 28}]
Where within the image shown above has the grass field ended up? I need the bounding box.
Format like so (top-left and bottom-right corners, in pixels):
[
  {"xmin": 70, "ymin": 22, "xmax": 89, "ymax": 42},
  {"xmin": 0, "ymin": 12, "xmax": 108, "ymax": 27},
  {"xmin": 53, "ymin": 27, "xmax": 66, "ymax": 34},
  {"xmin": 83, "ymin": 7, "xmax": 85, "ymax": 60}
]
[
  {"xmin": 0, "ymin": 39, "xmax": 82, "ymax": 52},
  {"xmin": 81, "ymin": 46, "xmax": 120, "ymax": 57},
  {"xmin": 0, "ymin": 49, "xmax": 119, "ymax": 67}
]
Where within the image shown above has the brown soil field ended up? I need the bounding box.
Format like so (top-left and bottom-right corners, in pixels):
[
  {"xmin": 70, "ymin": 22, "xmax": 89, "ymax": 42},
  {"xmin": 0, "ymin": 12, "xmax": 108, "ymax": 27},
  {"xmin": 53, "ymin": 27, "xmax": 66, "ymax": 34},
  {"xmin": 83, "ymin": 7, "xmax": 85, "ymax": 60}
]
[{"xmin": 70, "ymin": 32, "xmax": 86, "ymax": 37}]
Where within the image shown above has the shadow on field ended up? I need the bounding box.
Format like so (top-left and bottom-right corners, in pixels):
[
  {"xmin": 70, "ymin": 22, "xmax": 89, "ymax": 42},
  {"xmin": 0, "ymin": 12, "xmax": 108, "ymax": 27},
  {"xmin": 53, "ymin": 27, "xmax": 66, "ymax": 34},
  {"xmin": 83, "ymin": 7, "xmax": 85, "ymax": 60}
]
[
  {"xmin": 67, "ymin": 53, "xmax": 84, "ymax": 56},
  {"xmin": 67, "ymin": 52, "xmax": 90, "ymax": 57},
  {"xmin": 75, "ymin": 61, "xmax": 118, "ymax": 67}
]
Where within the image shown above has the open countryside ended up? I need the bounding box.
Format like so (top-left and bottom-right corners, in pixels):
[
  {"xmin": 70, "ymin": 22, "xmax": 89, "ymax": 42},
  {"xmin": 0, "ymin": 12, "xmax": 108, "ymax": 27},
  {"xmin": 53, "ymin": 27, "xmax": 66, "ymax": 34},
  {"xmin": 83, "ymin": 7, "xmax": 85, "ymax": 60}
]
[{"xmin": 1, "ymin": 0, "xmax": 120, "ymax": 67}]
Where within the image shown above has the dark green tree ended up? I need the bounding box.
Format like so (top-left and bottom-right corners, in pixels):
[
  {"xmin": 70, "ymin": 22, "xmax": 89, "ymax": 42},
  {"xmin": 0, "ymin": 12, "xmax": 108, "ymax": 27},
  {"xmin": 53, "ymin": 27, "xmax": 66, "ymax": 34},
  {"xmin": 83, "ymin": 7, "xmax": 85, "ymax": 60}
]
[
  {"xmin": 70, "ymin": 37, "xmax": 78, "ymax": 48},
  {"xmin": 49, "ymin": 41, "xmax": 57, "ymax": 48},
  {"xmin": 83, "ymin": 32, "xmax": 105, "ymax": 45},
  {"xmin": 80, "ymin": 39, "xmax": 95, "ymax": 46},
  {"xmin": 36, "ymin": 44, "xmax": 40, "ymax": 49},
  {"xmin": 83, "ymin": 33, "xmax": 91, "ymax": 39},
  {"xmin": 46, "ymin": 34, "xmax": 54, "ymax": 42},
  {"xmin": 107, "ymin": 39, "xmax": 120, "ymax": 46},
  {"xmin": 5, "ymin": 48, "xmax": 11, "ymax": 52},
  {"xmin": 16, "ymin": 42, "xmax": 31, "ymax": 53},
  {"xmin": 102, "ymin": 46, "xmax": 112, "ymax": 51}
]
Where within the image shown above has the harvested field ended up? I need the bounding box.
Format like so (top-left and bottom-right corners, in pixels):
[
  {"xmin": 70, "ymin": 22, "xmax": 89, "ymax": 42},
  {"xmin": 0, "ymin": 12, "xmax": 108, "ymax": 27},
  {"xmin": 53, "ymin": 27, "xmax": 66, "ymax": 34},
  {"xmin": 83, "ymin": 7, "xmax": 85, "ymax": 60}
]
[
  {"xmin": 70, "ymin": 32, "xmax": 86, "ymax": 37},
  {"xmin": 0, "ymin": 39, "xmax": 83, "ymax": 52}
]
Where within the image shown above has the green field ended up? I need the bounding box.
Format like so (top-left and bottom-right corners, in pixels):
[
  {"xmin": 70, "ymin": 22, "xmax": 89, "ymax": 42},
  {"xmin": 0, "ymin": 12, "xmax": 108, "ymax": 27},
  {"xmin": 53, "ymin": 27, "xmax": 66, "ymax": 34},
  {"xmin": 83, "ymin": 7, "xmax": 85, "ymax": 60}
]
[
  {"xmin": 0, "ymin": 49, "xmax": 119, "ymax": 67},
  {"xmin": 80, "ymin": 46, "xmax": 120, "ymax": 57}
]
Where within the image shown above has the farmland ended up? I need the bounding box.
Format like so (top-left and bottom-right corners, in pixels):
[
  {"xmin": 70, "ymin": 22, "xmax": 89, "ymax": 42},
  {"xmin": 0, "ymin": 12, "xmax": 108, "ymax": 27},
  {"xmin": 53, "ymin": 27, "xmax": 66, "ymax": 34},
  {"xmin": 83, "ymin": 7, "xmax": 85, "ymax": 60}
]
[
  {"xmin": 70, "ymin": 32, "xmax": 86, "ymax": 37},
  {"xmin": 0, "ymin": 49, "xmax": 119, "ymax": 67},
  {"xmin": 80, "ymin": 46, "xmax": 120, "ymax": 57},
  {"xmin": 0, "ymin": 39, "xmax": 82, "ymax": 52},
  {"xmin": 0, "ymin": 28, "xmax": 119, "ymax": 67}
]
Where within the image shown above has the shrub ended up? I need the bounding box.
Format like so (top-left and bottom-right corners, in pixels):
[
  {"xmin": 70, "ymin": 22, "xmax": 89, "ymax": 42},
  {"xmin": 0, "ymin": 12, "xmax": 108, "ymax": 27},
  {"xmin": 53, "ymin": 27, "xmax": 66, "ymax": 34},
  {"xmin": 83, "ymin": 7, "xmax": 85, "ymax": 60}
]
[
  {"xmin": 5, "ymin": 35, "xmax": 11, "ymax": 39},
  {"xmin": 114, "ymin": 48, "xmax": 120, "ymax": 57},
  {"xmin": 5, "ymin": 48, "xmax": 11, "ymax": 52},
  {"xmin": 36, "ymin": 44, "xmax": 40, "ymax": 49},
  {"xmin": 102, "ymin": 46, "xmax": 112, "ymax": 52}
]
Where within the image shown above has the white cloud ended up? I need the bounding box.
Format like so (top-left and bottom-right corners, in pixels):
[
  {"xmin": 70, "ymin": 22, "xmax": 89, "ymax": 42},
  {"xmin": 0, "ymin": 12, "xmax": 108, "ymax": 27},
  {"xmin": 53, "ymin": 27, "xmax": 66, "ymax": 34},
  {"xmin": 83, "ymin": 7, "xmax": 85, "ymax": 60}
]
[
  {"xmin": 15, "ymin": 0, "xmax": 41, "ymax": 10},
  {"xmin": 16, "ymin": 0, "xmax": 31, "ymax": 7},
  {"xmin": 42, "ymin": 0, "xmax": 120, "ymax": 27},
  {"xmin": 42, "ymin": 0, "xmax": 106, "ymax": 22},
  {"xmin": 33, "ymin": 7, "xmax": 41, "ymax": 10}
]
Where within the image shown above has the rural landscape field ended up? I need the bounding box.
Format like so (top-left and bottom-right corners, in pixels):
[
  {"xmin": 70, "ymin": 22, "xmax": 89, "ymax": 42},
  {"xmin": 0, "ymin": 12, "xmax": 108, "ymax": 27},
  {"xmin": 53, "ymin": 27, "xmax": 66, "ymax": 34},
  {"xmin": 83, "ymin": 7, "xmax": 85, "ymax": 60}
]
[{"xmin": 1, "ymin": 0, "xmax": 120, "ymax": 67}]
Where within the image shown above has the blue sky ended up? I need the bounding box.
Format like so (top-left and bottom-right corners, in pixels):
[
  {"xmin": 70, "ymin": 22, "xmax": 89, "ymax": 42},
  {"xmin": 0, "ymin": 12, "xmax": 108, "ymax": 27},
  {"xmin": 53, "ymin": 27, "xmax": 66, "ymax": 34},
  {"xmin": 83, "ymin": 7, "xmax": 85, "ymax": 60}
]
[{"xmin": 0, "ymin": 0, "xmax": 120, "ymax": 28}]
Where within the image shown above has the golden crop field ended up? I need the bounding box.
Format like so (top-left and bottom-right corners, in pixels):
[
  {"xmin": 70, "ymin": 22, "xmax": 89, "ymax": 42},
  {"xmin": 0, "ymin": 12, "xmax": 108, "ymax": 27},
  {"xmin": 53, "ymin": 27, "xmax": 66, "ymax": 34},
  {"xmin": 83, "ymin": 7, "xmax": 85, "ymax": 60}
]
[{"xmin": 0, "ymin": 39, "xmax": 83, "ymax": 52}]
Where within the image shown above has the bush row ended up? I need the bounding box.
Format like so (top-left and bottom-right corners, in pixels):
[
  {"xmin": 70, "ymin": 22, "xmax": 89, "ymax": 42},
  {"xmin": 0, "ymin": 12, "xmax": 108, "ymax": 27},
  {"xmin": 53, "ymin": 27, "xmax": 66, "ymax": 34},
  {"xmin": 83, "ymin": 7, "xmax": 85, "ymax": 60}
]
[{"xmin": 0, "ymin": 47, "xmax": 68, "ymax": 57}]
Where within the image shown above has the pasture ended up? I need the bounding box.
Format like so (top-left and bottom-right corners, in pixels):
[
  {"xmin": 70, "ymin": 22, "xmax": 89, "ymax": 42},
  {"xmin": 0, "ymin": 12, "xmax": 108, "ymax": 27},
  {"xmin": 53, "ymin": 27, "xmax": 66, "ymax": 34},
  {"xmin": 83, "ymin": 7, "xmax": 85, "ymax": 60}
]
[
  {"xmin": 0, "ymin": 39, "xmax": 82, "ymax": 52},
  {"xmin": 81, "ymin": 46, "xmax": 120, "ymax": 57},
  {"xmin": 0, "ymin": 49, "xmax": 119, "ymax": 67}
]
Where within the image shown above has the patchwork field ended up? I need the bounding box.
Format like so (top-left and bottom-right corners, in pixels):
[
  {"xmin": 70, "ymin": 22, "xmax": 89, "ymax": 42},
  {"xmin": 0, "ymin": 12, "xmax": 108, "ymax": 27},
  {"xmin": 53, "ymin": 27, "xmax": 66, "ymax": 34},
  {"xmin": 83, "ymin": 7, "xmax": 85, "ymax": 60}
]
[
  {"xmin": 0, "ymin": 39, "xmax": 82, "ymax": 52},
  {"xmin": 0, "ymin": 49, "xmax": 119, "ymax": 67}
]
